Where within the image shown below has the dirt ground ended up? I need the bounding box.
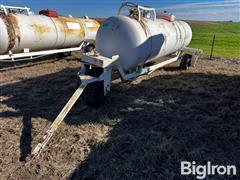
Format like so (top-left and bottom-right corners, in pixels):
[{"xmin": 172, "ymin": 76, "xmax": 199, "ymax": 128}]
[{"xmin": 0, "ymin": 55, "xmax": 240, "ymax": 179}]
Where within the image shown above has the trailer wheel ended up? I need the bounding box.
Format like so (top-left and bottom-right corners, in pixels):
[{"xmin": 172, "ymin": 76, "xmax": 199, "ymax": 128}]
[
  {"xmin": 84, "ymin": 44, "xmax": 95, "ymax": 53},
  {"xmin": 180, "ymin": 54, "xmax": 192, "ymax": 70},
  {"xmin": 83, "ymin": 67, "xmax": 105, "ymax": 107},
  {"xmin": 58, "ymin": 51, "xmax": 72, "ymax": 57}
]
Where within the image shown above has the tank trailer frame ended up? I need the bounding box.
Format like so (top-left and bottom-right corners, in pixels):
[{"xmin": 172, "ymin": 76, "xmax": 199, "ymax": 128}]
[
  {"xmin": 80, "ymin": 47, "xmax": 202, "ymax": 94},
  {"xmin": 31, "ymin": 2, "xmax": 203, "ymax": 159},
  {"xmin": 31, "ymin": 47, "xmax": 202, "ymax": 158},
  {"xmin": 0, "ymin": 41, "xmax": 92, "ymax": 62}
]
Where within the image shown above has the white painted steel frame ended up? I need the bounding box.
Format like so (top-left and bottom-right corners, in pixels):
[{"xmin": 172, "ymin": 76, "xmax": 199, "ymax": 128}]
[
  {"xmin": 0, "ymin": 43, "xmax": 85, "ymax": 62},
  {"xmin": 118, "ymin": 2, "xmax": 157, "ymax": 21},
  {"xmin": 79, "ymin": 53, "xmax": 181, "ymax": 94},
  {"xmin": 31, "ymin": 47, "xmax": 202, "ymax": 158},
  {"xmin": 0, "ymin": 4, "xmax": 31, "ymax": 15}
]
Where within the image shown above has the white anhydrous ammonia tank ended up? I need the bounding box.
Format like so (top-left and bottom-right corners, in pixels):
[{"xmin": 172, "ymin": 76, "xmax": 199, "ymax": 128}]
[
  {"xmin": 96, "ymin": 15, "xmax": 192, "ymax": 71},
  {"xmin": 0, "ymin": 13, "xmax": 100, "ymax": 54}
]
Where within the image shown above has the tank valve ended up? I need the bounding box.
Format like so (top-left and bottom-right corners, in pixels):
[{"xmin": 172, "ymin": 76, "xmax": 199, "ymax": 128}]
[{"xmin": 93, "ymin": 50, "xmax": 100, "ymax": 57}]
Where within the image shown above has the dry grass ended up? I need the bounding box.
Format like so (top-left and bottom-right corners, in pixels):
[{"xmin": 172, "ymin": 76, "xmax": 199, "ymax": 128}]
[{"xmin": 0, "ymin": 56, "xmax": 240, "ymax": 179}]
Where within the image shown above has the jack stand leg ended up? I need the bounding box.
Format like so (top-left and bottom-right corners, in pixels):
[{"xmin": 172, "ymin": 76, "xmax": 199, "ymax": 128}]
[{"xmin": 31, "ymin": 84, "xmax": 86, "ymax": 158}]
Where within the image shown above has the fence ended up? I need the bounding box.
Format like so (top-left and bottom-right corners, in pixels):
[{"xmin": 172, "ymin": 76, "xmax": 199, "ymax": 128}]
[{"xmin": 190, "ymin": 33, "xmax": 240, "ymax": 59}]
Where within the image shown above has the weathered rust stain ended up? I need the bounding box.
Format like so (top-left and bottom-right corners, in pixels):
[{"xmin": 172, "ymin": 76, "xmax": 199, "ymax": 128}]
[
  {"xmin": 8, "ymin": 15, "xmax": 21, "ymax": 48},
  {"xmin": 0, "ymin": 14, "xmax": 16, "ymax": 53},
  {"xmin": 90, "ymin": 19, "xmax": 100, "ymax": 31},
  {"xmin": 31, "ymin": 23, "xmax": 51, "ymax": 35},
  {"xmin": 51, "ymin": 17, "xmax": 68, "ymax": 46},
  {"xmin": 58, "ymin": 17, "xmax": 85, "ymax": 38}
]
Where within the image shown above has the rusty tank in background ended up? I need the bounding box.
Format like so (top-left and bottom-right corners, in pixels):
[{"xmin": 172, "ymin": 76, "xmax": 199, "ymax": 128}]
[{"xmin": 0, "ymin": 5, "xmax": 100, "ymax": 55}]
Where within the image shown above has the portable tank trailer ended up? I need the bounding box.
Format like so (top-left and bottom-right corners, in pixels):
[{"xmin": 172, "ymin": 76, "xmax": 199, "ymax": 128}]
[
  {"xmin": 31, "ymin": 2, "xmax": 203, "ymax": 158},
  {"xmin": 0, "ymin": 4, "xmax": 100, "ymax": 62}
]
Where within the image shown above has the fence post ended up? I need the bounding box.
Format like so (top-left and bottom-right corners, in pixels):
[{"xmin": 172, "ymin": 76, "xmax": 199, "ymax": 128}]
[{"xmin": 210, "ymin": 34, "xmax": 216, "ymax": 60}]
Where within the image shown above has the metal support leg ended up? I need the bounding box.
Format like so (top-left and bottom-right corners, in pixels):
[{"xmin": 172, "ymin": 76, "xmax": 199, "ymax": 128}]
[{"xmin": 99, "ymin": 68, "xmax": 112, "ymax": 95}]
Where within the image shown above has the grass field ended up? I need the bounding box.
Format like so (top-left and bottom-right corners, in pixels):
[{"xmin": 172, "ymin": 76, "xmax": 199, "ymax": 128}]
[{"xmin": 188, "ymin": 21, "xmax": 240, "ymax": 59}]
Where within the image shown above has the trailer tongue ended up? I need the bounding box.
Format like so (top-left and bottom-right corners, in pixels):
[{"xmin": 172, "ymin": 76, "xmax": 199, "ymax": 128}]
[
  {"xmin": 31, "ymin": 54, "xmax": 117, "ymax": 158},
  {"xmin": 32, "ymin": 85, "xmax": 86, "ymax": 157}
]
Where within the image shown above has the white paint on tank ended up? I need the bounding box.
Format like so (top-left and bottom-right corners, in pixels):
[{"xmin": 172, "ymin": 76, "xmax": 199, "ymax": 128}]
[
  {"xmin": 66, "ymin": 22, "xmax": 81, "ymax": 30},
  {"xmin": 0, "ymin": 18, "xmax": 8, "ymax": 53},
  {"xmin": 96, "ymin": 15, "xmax": 192, "ymax": 71}
]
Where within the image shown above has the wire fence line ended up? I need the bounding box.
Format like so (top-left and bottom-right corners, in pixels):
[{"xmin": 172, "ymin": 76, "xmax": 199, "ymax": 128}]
[{"xmin": 190, "ymin": 33, "xmax": 240, "ymax": 59}]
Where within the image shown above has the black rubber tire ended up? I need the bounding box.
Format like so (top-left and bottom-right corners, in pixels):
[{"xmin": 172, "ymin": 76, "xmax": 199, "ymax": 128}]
[
  {"xmin": 58, "ymin": 51, "xmax": 72, "ymax": 57},
  {"xmin": 84, "ymin": 44, "xmax": 95, "ymax": 53},
  {"xmin": 180, "ymin": 54, "xmax": 192, "ymax": 70},
  {"xmin": 83, "ymin": 67, "xmax": 105, "ymax": 107}
]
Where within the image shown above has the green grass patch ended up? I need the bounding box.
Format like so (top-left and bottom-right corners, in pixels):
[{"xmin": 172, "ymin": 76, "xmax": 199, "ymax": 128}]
[{"xmin": 188, "ymin": 21, "xmax": 240, "ymax": 59}]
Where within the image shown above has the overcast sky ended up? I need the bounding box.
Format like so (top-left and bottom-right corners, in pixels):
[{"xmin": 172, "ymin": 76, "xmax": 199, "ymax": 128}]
[{"xmin": 0, "ymin": 0, "xmax": 239, "ymax": 21}]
